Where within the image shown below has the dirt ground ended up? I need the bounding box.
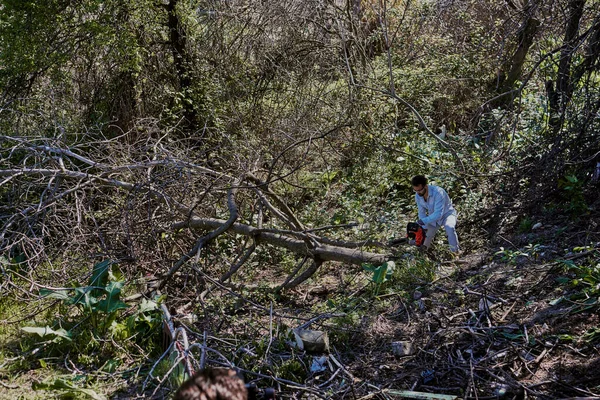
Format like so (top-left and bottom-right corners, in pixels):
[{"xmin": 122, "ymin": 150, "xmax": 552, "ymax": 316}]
[
  {"xmin": 2, "ymin": 213, "xmax": 599, "ymax": 399},
  {"xmin": 146, "ymin": 222, "xmax": 599, "ymax": 399}
]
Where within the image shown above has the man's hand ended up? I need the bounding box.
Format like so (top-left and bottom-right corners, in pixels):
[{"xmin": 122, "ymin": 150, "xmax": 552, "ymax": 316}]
[{"xmin": 417, "ymin": 219, "xmax": 424, "ymax": 226}]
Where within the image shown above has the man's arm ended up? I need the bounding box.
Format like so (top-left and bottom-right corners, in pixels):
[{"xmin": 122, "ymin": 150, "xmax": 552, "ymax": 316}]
[{"xmin": 420, "ymin": 191, "xmax": 444, "ymax": 225}]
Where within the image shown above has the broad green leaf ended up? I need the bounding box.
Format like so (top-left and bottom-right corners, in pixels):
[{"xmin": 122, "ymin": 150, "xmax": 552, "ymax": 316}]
[
  {"xmin": 499, "ymin": 331, "xmax": 524, "ymax": 340},
  {"xmin": 372, "ymin": 264, "xmax": 388, "ymax": 284},
  {"xmin": 89, "ymin": 259, "xmax": 111, "ymax": 294},
  {"xmin": 566, "ymin": 175, "xmax": 578, "ymax": 183},
  {"xmin": 138, "ymin": 298, "xmax": 158, "ymax": 314},
  {"xmin": 362, "ymin": 263, "xmax": 376, "ymax": 272},
  {"xmin": 558, "ymin": 259, "xmax": 576, "ymax": 268},
  {"xmin": 39, "ymin": 288, "xmax": 71, "ymax": 300},
  {"xmin": 97, "ymin": 281, "xmax": 128, "ymax": 314},
  {"xmin": 72, "ymin": 287, "xmax": 98, "ymax": 312},
  {"xmin": 97, "ymin": 299, "xmax": 128, "ymax": 315},
  {"xmin": 21, "ymin": 326, "xmax": 72, "ymax": 342},
  {"xmin": 371, "ymin": 261, "xmax": 395, "ymax": 284},
  {"xmin": 32, "ymin": 377, "xmax": 107, "ymax": 400}
]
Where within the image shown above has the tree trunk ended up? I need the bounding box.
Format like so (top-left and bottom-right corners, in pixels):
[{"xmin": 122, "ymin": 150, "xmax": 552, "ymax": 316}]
[
  {"xmin": 173, "ymin": 217, "xmax": 390, "ymax": 266},
  {"xmin": 550, "ymin": 0, "xmax": 586, "ymax": 131},
  {"xmin": 166, "ymin": 0, "xmax": 197, "ymax": 129},
  {"xmin": 498, "ymin": 1, "xmax": 540, "ymax": 99}
]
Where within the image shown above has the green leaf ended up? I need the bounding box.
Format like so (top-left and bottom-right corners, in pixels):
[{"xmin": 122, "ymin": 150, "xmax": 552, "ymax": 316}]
[
  {"xmin": 39, "ymin": 288, "xmax": 71, "ymax": 300},
  {"xmin": 566, "ymin": 175, "xmax": 578, "ymax": 183},
  {"xmin": 549, "ymin": 297, "xmax": 564, "ymax": 306},
  {"xmin": 362, "ymin": 263, "xmax": 376, "ymax": 272},
  {"xmin": 89, "ymin": 259, "xmax": 111, "ymax": 293},
  {"xmin": 21, "ymin": 326, "xmax": 72, "ymax": 342},
  {"xmin": 97, "ymin": 281, "xmax": 128, "ymax": 314},
  {"xmin": 555, "ymin": 277, "xmax": 570, "ymax": 284},
  {"xmin": 371, "ymin": 264, "xmax": 388, "ymax": 284},
  {"xmin": 499, "ymin": 331, "xmax": 524, "ymax": 340},
  {"xmin": 138, "ymin": 298, "xmax": 158, "ymax": 314},
  {"xmin": 71, "ymin": 287, "xmax": 98, "ymax": 312},
  {"xmin": 32, "ymin": 377, "xmax": 107, "ymax": 400},
  {"xmin": 558, "ymin": 259, "xmax": 576, "ymax": 268},
  {"xmin": 101, "ymin": 359, "xmax": 120, "ymax": 373},
  {"xmin": 558, "ymin": 334, "xmax": 574, "ymax": 342}
]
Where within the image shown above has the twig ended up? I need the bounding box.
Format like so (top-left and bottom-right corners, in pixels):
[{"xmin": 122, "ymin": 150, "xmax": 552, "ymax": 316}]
[
  {"xmin": 264, "ymin": 302, "xmax": 274, "ymax": 361},
  {"xmin": 200, "ymin": 331, "xmax": 207, "ymax": 370},
  {"xmin": 329, "ymin": 353, "xmax": 355, "ymax": 381},
  {"xmin": 463, "ymin": 288, "xmax": 507, "ymax": 303},
  {"xmin": 160, "ymin": 184, "xmax": 240, "ymax": 288},
  {"xmin": 317, "ymin": 368, "xmax": 342, "ymax": 389},
  {"xmin": 470, "ymin": 359, "xmax": 478, "ymax": 400},
  {"xmin": 219, "ymin": 240, "xmax": 256, "ymax": 282},
  {"xmin": 304, "ymin": 223, "xmax": 359, "ymax": 233},
  {"xmin": 296, "ymin": 313, "xmax": 346, "ymax": 330},
  {"xmin": 0, "ymin": 381, "xmax": 18, "ymax": 389},
  {"xmin": 498, "ymin": 301, "xmax": 517, "ymax": 323},
  {"xmin": 279, "ymin": 256, "xmax": 309, "ymax": 289}
]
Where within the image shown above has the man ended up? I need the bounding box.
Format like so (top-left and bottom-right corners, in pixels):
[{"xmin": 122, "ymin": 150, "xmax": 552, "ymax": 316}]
[
  {"xmin": 411, "ymin": 175, "xmax": 460, "ymax": 253},
  {"xmin": 174, "ymin": 368, "xmax": 248, "ymax": 400}
]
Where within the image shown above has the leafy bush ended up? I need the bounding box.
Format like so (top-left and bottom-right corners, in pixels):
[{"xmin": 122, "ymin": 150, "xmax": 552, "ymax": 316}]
[
  {"xmin": 557, "ymin": 174, "xmax": 588, "ymax": 215},
  {"xmin": 551, "ymin": 251, "xmax": 599, "ymax": 313},
  {"xmin": 21, "ymin": 260, "xmax": 163, "ymax": 362}
]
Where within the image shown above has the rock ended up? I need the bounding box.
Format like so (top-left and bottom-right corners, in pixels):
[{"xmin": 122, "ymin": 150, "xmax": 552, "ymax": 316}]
[
  {"xmin": 478, "ymin": 298, "xmax": 494, "ymax": 311},
  {"xmin": 392, "ymin": 341, "xmax": 414, "ymax": 356},
  {"xmin": 293, "ymin": 329, "xmax": 329, "ymax": 353},
  {"xmin": 532, "ymin": 222, "xmax": 543, "ymax": 230},
  {"xmin": 493, "ymin": 384, "xmax": 510, "ymax": 397}
]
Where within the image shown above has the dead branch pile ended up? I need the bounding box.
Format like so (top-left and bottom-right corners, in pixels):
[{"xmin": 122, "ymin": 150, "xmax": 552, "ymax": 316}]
[{"xmin": 1, "ymin": 134, "xmax": 391, "ymax": 292}]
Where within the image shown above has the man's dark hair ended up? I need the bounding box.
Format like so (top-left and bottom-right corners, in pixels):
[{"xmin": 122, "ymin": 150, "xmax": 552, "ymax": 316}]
[
  {"xmin": 174, "ymin": 368, "xmax": 248, "ymax": 400},
  {"xmin": 411, "ymin": 175, "xmax": 428, "ymax": 187}
]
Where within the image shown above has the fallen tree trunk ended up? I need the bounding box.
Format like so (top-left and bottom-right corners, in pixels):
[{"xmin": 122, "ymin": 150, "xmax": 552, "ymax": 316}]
[{"xmin": 173, "ymin": 217, "xmax": 390, "ymax": 266}]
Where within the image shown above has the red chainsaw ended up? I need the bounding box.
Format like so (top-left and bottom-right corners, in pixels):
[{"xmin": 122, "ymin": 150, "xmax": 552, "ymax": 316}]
[{"xmin": 388, "ymin": 222, "xmax": 427, "ymax": 247}]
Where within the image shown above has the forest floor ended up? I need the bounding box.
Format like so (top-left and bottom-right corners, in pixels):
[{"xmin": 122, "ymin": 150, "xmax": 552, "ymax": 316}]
[
  {"xmin": 1, "ymin": 209, "xmax": 599, "ymax": 399},
  {"xmin": 136, "ymin": 208, "xmax": 600, "ymax": 399}
]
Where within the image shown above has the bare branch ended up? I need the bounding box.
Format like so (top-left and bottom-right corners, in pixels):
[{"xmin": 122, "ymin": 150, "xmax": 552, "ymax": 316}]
[
  {"xmin": 160, "ymin": 182, "xmax": 241, "ymax": 288},
  {"xmin": 219, "ymin": 239, "xmax": 256, "ymax": 282},
  {"xmin": 281, "ymin": 258, "xmax": 322, "ymax": 289}
]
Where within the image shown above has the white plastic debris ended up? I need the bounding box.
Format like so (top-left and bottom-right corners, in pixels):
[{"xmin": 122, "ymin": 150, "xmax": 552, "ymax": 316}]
[{"xmin": 310, "ymin": 355, "xmax": 328, "ymax": 373}]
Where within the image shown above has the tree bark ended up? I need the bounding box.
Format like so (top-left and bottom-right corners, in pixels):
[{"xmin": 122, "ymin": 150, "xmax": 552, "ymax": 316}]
[
  {"xmin": 498, "ymin": 1, "xmax": 540, "ymax": 99},
  {"xmin": 166, "ymin": 0, "xmax": 197, "ymax": 128},
  {"xmin": 550, "ymin": 0, "xmax": 586, "ymax": 130},
  {"xmin": 173, "ymin": 217, "xmax": 390, "ymax": 266}
]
